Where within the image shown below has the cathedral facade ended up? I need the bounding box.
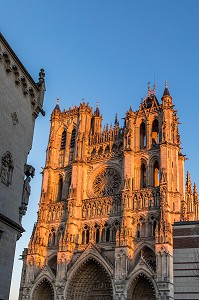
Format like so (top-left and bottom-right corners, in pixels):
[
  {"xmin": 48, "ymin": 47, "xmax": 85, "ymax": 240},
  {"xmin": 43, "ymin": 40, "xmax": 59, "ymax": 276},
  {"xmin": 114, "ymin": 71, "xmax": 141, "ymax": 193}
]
[{"xmin": 19, "ymin": 85, "xmax": 199, "ymax": 300}]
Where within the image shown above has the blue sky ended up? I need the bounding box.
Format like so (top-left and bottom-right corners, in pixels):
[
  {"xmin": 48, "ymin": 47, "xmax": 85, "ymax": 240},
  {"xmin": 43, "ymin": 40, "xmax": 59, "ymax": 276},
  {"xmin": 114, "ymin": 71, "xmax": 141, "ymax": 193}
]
[{"xmin": 1, "ymin": 1, "xmax": 199, "ymax": 299}]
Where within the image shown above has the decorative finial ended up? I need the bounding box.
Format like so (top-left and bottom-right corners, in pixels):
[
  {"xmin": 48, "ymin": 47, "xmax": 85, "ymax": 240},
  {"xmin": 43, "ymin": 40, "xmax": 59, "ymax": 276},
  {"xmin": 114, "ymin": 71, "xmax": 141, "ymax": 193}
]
[
  {"xmin": 39, "ymin": 68, "xmax": 45, "ymax": 83},
  {"xmin": 165, "ymin": 80, "xmax": 168, "ymax": 88},
  {"xmin": 56, "ymin": 97, "xmax": 60, "ymax": 105},
  {"xmin": 115, "ymin": 113, "xmax": 119, "ymax": 126},
  {"xmin": 96, "ymin": 99, "xmax": 99, "ymax": 108}
]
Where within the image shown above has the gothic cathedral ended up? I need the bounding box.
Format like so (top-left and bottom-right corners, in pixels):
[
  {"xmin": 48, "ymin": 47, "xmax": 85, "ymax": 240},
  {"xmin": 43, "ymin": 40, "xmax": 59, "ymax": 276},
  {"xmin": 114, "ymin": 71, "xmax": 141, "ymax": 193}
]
[{"xmin": 19, "ymin": 85, "xmax": 199, "ymax": 300}]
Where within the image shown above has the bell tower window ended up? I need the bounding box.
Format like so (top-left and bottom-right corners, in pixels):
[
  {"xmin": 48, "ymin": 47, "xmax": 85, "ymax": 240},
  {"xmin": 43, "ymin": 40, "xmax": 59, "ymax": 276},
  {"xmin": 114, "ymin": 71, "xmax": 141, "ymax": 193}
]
[
  {"xmin": 60, "ymin": 130, "xmax": 67, "ymax": 150},
  {"xmin": 140, "ymin": 122, "xmax": 146, "ymax": 149},
  {"xmin": 70, "ymin": 128, "xmax": 76, "ymax": 148},
  {"xmin": 152, "ymin": 119, "xmax": 159, "ymax": 145}
]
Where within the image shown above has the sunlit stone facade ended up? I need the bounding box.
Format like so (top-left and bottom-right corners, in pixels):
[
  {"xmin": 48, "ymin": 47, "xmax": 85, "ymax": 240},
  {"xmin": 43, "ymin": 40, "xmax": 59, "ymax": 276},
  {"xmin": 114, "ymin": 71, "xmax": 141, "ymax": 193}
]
[{"xmin": 19, "ymin": 85, "xmax": 199, "ymax": 300}]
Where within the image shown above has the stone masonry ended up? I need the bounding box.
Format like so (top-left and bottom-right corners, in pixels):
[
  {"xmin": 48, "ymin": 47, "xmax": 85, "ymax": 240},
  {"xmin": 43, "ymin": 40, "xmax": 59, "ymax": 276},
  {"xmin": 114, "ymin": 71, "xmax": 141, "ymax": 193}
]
[
  {"xmin": 19, "ymin": 84, "xmax": 199, "ymax": 300},
  {"xmin": 0, "ymin": 33, "xmax": 45, "ymax": 300}
]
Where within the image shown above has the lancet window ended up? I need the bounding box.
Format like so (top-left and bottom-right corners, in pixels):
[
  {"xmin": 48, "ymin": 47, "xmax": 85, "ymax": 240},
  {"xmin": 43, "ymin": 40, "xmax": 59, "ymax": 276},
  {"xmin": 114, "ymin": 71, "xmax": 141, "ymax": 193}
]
[
  {"xmin": 65, "ymin": 174, "xmax": 71, "ymax": 199},
  {"xmin": 140, "ymin": 162, "xmax": 147, "ymax": 188},
  {"xmin": 95, "ymin": 225, "xmax": 100, "ymax": 243},
  {"xmin": 152, "ymin": 119, "xmax": 159, "ymax": 145},
  {"xmin": 140, "ymin": 122, "xmax": 146, "ymax": 149},
  {"xmin": 60, "ymin": 130, "xmax": 67, "ymax": 150},
  {"xmin": 70, "ymin": 128, "xmax": 76, "ymax": 148},
  {"xmin": 153, "ymin": 160, "xmax": 160, "ymax": 187},
  {"xmin": 57, "ymin": 176, "xmax": 63, "ymax": 201}
]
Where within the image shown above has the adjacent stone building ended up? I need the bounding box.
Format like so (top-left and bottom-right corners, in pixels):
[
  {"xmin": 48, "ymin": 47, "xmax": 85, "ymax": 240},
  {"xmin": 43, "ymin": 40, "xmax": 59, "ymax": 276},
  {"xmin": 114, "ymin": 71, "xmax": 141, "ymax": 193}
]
[
  {"xmin": 0, "ymin": 33, "xmax": 45, "ymax": 300},
  {"xmin": 173, "ymin": 221, "xmax": 199, "ymax": 299},
  {"xmin": 19, "ymin": 84, "xmax": 199, "ymax": 300}
]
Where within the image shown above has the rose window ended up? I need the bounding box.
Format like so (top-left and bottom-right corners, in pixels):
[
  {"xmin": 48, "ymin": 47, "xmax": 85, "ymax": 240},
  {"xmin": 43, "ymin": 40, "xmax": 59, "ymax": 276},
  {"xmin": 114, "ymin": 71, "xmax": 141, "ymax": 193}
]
[{"xmin": 92, "ymin": 168, "xmax": 121, "ymax": 196}]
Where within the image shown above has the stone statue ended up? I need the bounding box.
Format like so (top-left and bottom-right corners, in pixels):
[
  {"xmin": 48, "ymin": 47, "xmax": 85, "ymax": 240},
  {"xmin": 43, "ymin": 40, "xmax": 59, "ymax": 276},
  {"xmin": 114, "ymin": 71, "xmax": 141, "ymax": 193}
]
[
  {"xmin": 24, "ymin": 164, "xmax": 35, "ymax": 178},
  {"xmin": 22, "ymin": 177, "xmax": 31, "ymax": 206}
]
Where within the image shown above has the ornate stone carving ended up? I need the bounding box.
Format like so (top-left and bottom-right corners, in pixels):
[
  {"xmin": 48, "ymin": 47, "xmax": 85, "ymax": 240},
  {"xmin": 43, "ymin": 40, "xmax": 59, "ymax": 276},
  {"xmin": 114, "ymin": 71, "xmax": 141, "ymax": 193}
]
[
  {"xmin": 93, "ymin": 168, "xmax": 121, "ymax": 196},
  {"xmin": 19, "ymin": 164, "xmax": 35, "ymax": 222},
  {"xmin": 11, "ymin": 112, "xmax": 19, "ymax": 125},
  {"xmin": 0, "ymin": 151, "xmax": 14, "ymax": 186}
]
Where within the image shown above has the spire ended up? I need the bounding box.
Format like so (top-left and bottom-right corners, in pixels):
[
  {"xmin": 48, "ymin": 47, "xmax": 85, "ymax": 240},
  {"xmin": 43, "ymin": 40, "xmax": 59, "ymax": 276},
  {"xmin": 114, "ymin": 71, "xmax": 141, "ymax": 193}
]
[
  {"xmin": 53, "ymin": 97, "xmax": 61, "ymax": 112},
  {"xmin": 186, "ymin": 171, "xmax": 192, "ymax": 193},
  {"xmin": 163, "ymin": 80, "xmax": 170, "ymax": 97},
  {"xmin": 94, "ymin": 100, "xmax": 100, "ymax": 117},
  {"xmin": 114, "ymin": 113, "xmax": 119, "ymax": 126},
  {"xmin": 193, "ymin": 183, "xmax": 198, "ymax": 204}
]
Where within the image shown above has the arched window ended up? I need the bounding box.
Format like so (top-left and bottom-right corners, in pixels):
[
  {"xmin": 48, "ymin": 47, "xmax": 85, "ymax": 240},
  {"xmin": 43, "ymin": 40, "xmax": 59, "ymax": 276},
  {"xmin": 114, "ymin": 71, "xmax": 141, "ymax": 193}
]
[
  {"xmin": 86, "ymin": 227, "xmax": 90, "ymax": 244},
  {"xmin": 152, "ymin": 119, "xmax": 159, "ymax": 145},
  {"xmin": 60, "ymin": 130, "xmax": 67, "ymax": 150},
  {"xmin": 96, "ymin": 227, "xmax": 100, "ymax": 243},
  {"xmin": 106, "ymin": 227, "xmax": 110, "ymax": 242},
  {"xmin": 82, "ymin": 231, "xmax": 85, "ymax": 244},
  {"xmin": 140, "ymin": 163, "xmax": 147, "ymax": 188},
  {"xmin": 140, "ymin": 122, "xmax": 146, "ymax": 149},
  {"xmin": 153, "ymin": 160, "xmax": 160, "ymax": 187},
  {"xmin": 153, "ymin": 220, "xmax": 157, "ymax": 237},
  {"xmin": 65, "ymin": 174, "xmax": 71, "ymax": 199},
  {"xmin": 70, "ymin": 128, "xmax": 76, "ymax": 148},
  {"xmin": 57, "ymin": 176, "xmax": 63, "ymax": 201},
  {"xmin": 102, "ymin": 227, "xmax": 106, "ymax": 242}
]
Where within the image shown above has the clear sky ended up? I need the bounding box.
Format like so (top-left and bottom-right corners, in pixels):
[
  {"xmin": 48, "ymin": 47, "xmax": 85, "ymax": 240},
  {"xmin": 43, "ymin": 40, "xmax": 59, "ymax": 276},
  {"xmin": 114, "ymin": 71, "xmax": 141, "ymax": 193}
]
[{"xmin": 1, "ymin": 1, "xmax": 199, "ymax": 299}]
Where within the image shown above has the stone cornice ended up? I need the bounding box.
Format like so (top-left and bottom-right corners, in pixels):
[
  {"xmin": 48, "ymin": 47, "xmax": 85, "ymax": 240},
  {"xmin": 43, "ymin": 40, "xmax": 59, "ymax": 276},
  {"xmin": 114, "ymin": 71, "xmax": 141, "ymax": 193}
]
[
  {"xmin": 0, "ymin": 212, "xmax": 25, "ymax": 233},
  {"xmin": 0, "ymin": 32, "xmax": 39, "ymax": 90}
]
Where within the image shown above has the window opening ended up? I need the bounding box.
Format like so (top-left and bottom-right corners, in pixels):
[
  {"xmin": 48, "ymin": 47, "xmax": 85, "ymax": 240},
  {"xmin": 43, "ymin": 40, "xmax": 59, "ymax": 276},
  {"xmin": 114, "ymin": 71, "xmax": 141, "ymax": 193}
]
[
  {"xmin": 60, "ymin": 130, "xmax": 67, "ymax": 150},
  {"xmin": 152, "ymin": 119, "xmax": 159, "ymax": 145},
  {"xmin": 70, "ymin": 128, "xmax": 76, "ymax": 148}
]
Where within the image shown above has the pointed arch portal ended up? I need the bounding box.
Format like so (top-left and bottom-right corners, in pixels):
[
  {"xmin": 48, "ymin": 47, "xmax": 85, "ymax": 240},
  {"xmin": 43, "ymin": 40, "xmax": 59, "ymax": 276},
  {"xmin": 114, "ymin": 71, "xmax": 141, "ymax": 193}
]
[
  {"xmin": 127, "ymin": 273, "xmax": 156, "ymax": 300},
  {"xmin": 32, "ymin": 278, "xmax": 54, "ymax": 300},
  {"xmin": 67, "ymin": 258, "xmax": 113, "ymax": 300}
]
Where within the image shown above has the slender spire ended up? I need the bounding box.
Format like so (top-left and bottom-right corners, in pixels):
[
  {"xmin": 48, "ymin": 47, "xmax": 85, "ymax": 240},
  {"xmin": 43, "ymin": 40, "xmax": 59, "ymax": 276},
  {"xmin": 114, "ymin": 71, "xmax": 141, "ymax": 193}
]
[
  {"xmin": 163, "ymin": 80, "xmax": 170, "ymax": 96},
  {"xmin": 94, "ymin": 99, "xmax": 100, "ymax": 117},
  {"xmin": 193, "ymin": 183, "xmax": 198, "ymax": 204},
  {"xmin": 53, "ymin": 97, "xmax": 60, "ymax": 111},
  {"xmin": 114, "ymin": 113, "xmax": 119, "ymax": 126}
]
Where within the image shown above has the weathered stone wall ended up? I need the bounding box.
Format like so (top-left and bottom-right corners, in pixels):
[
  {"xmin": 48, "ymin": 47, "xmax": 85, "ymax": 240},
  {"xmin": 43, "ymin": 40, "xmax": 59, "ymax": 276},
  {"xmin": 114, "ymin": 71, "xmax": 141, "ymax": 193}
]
[
  {"xmin": 173, "ymin": 222, "xmax": 199, "ymax": 300},
  {"xmin": 0, "ymin": 33, "xmax": 45, "ymax": 300}
]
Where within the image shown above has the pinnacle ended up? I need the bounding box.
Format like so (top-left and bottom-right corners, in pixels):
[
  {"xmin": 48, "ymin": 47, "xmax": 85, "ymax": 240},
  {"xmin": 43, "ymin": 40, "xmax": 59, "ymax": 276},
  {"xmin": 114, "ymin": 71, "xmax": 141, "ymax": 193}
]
[{"xmin": 163, "ymin": 81, "xmax": 170, "ymax": 97}]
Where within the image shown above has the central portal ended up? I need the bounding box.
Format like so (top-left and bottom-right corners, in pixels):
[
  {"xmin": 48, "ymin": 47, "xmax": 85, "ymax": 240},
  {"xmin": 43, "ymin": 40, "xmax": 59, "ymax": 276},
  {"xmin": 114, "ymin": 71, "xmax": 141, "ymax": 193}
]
[{"xmin": 67, "ymin": 258, "xmax": 113, "ymax": 300}]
